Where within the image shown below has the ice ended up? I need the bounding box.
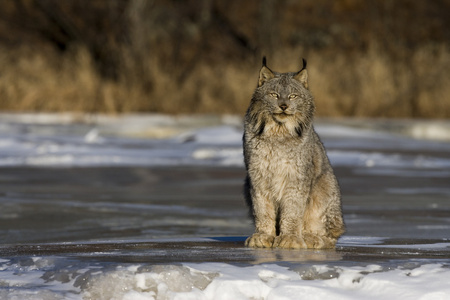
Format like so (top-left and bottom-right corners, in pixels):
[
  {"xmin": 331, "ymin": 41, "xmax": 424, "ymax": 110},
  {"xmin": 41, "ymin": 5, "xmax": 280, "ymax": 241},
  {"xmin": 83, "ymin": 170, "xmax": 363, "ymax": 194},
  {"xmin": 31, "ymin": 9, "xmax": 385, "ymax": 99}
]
[
  {"xmin": 0, "ymin": 254, "xmax": 450, "ymax": 300},
  {"xmin": 78, "ymin": 262, "xmax": 450, "ymax": 300},
  {"xmin": 337, "ymin": 236, "xmax": 385, "ymax": 245},
  {"xmin": 387, "ymin": 187, "xmax": 450, "ymax": 195},
  {"xmin": 0, "ymin": 257, "xmax": 81, "ymax": 300},
  {"xmin": 186, "ymin": 125, "xmax": 243, "ymax": 145},
  {"xmin": 1, "ymin": 114, "xmax": 450, "ymax": 299},
  {"xmin": 1, "ymin": 113, "xmax": 450, "ymax": 172},
  {"xmin": 410, "ymin": 121, "xmax": 450, "ymax": 141},
  {"xmin": 82, "ymin": 264, "xmax": 217, "ymax": 300}
]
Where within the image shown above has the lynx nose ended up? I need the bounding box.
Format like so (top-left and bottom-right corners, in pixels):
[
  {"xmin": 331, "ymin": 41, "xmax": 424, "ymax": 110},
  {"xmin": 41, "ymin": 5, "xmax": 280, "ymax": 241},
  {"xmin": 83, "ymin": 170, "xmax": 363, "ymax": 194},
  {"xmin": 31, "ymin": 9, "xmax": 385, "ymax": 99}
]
[{"xmin": 279, "ymin": 104, "xmax": 288, "ymax": 111}]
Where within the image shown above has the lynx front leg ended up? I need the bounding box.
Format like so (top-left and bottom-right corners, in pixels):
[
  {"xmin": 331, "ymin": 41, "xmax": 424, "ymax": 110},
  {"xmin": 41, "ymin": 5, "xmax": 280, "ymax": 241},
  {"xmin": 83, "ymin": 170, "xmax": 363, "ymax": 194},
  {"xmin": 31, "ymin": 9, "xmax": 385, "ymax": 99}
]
[
  {"xmin": 245, "ymin": 191, "xmax": 277, "ymax": 248},
  {"xmin": 301, "ymin": 173, "xmax": 345, "ymax": 249},
  {"xmin": 273, "ymin": 234, "xmax": 307, "ymax": 249},
  {"xmin": 302, "ymin": 210, "xmax": 345, "ymax": 249},
  {"xmin": 273, "ymin": 194, "xmax": 308, "ymax": 249},
  {"xmin": 245, "ymin": 233, "xmax": 275, "ymax": 248}
]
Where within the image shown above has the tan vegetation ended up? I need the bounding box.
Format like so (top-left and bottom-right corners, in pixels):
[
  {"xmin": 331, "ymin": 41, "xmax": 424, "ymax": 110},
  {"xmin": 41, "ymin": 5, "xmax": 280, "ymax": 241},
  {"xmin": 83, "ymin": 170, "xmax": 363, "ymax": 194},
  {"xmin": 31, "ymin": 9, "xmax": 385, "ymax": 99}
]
[{"xmin": 0, "ymin": 0, "xmax": 449, "ymax": 118}]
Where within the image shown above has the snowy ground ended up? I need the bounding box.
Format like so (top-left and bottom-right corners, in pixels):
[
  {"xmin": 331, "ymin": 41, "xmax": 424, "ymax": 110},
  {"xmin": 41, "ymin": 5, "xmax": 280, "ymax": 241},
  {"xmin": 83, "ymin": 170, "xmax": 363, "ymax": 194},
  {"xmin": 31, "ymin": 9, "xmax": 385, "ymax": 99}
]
[
  {"xmin": 1, "ymin": 113, "xmax": 450, "ymax": 171},
  {"xmin": 0, "ymin": 113, "xmax": 449, "ymax": 299},
  {"xmin": 0, "ymin": 237, "xmax": 449, "ymax": 300}
]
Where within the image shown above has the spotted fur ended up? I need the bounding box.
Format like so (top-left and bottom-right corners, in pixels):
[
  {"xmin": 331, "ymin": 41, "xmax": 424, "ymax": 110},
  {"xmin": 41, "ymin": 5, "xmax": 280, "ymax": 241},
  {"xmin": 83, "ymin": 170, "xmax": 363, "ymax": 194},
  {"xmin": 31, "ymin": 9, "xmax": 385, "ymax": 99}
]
[{"xmin": 243, "ymin": 57, "xmax": 345, "ymax": 249}]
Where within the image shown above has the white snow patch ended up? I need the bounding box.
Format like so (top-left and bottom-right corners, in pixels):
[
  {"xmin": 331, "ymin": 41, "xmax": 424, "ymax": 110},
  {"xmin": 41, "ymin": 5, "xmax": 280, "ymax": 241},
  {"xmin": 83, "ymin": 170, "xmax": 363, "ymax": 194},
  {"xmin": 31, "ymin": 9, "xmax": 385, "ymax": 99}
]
[
  {"xmin": 1, "ymin": 114, "xmax": 450, "ymax": 172},
  {"xmin": 77, "ymin": 263, "xmax": 450, "ymax": 300}
]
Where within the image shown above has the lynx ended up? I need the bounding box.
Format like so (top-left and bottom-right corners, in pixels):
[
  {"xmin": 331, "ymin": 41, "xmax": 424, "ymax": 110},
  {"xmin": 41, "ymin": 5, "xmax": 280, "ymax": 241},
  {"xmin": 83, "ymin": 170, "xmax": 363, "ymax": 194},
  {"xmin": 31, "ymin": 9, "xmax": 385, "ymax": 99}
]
[{"xmin": 243, "ymin": 57, "xmax": 345, "ymax": 249}]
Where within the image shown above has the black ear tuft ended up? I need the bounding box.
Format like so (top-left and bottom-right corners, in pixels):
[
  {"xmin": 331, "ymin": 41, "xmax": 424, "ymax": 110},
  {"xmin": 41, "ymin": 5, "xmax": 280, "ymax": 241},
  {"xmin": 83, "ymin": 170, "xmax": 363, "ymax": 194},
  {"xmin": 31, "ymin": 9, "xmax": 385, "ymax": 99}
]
[
  {"xmin": 262, "ymin": 56, "xmax": 267, "ymax": 67},
  {"xmin": 293, "ymin": 58, "xmax": 308, "ymax": 88},
  {"xmin": 258, "ymin": 59, "xmax": 275, "ymax": 87}
]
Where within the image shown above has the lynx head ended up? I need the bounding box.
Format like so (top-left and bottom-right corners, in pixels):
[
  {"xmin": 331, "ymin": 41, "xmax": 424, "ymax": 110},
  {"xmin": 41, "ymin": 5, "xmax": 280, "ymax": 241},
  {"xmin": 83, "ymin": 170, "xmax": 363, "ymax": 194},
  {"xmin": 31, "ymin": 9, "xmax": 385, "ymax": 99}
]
[
  {"xmin": 247, "ymin": 57, "xmax": 315, "ymax": 136},
  {"xmin": 257, "ymin": 57, "xmax": 314, "ymax": 121},
  {"xmin": 247, "ymin": 57, "xmax": 315, "ymax": 137}
]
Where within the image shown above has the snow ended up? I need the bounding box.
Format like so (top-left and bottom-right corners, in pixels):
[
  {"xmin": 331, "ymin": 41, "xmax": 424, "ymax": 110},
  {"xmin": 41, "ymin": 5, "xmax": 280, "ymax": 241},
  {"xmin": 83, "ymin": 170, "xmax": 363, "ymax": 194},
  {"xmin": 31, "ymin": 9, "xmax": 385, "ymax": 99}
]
[
  {"xmin": 2, "ymin": 258, "xmax": 449, "ymax": 300},
  {"xmin": 1, "ymin": 113, "xmax": 450, "ymax": 174},
  {"xmin": 109, "ymin": 263, "xmax": 450, "ymax": 300},
  {"xmin": 1, "ymin": 114, "xmax": 450, "ymax": 299}
]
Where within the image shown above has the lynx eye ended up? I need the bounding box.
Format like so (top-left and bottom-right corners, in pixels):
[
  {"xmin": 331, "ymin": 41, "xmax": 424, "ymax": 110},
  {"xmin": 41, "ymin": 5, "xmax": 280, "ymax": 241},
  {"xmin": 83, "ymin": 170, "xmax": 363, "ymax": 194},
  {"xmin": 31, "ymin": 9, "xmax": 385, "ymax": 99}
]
[
  {"xmin": 289, "ymin": 94, "xmax": 299, "ymax": 100},
  {"xmin": 269, "ymin": 92, "xmax": 279, "ymax": 99}
]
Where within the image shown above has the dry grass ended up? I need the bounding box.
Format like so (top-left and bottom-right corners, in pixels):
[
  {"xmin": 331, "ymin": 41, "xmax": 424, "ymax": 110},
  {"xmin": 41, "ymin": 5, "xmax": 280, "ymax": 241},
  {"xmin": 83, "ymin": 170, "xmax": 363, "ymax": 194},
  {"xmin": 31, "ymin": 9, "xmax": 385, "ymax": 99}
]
[
  {"xmin": 0, "ymin": 43, "xmax": 256, "ymax": 115},
  {"xmin": 1, "ymin": 0, "xmax": 449, "ymax": 118},
  {"xmin": 1, "ymin": 43, "xmax": 449, "ymax": 118},
  {"xmin": 307, "ymin": 45, "xmax": 450, "ymax": 118}
]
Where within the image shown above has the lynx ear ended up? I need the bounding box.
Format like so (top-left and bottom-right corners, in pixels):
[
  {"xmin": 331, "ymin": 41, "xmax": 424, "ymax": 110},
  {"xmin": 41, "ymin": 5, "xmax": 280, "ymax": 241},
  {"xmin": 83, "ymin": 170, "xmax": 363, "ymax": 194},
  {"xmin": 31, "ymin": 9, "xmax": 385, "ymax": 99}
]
[
  {"xmin": 293, "ymin": 58, "xmax": 308, "ymax": 89},
  {"xmin": 258, "ymin": 57, "xmax": 274, "ymax": 87}
]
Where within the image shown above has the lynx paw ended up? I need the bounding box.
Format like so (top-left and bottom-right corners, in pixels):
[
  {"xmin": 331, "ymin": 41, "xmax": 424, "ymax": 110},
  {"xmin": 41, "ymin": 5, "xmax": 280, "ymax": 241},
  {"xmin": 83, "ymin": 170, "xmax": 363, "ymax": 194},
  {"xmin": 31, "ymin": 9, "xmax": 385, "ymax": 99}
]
[
  {"xmin": 245, "ymin": 233, "xmax": 275, "ymax": 248},
  {"xmin": 303, "ymin": 233, "xmax": 336, "ymax": 249},
  {"xmin": 273, "ymin": 235, "xmax": 307, "ymax": 249}
]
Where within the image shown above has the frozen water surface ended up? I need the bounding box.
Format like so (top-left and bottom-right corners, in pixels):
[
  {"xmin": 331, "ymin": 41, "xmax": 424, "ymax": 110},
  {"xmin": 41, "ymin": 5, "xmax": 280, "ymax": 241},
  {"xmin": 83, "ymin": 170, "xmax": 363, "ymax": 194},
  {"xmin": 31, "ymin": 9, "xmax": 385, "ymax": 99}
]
[{"xmin": 0, "ymin": 113, "xmax": 449, "ymax": 299}]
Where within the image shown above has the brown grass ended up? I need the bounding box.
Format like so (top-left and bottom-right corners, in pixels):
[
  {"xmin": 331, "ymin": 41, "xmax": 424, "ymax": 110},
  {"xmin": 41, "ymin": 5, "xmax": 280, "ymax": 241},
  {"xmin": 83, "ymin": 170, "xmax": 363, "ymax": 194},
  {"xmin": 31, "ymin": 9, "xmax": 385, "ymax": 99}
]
[
  {"xmin": 0, "ymin": 0, "xmax": 449, "ymax": 118},
  {"xmin": 306, "ymin": 45, "xmax": 450, "ymax": 118},
  {"xmin": 1, "ymin": 43, "xmax": 449, "ymax": 118}
]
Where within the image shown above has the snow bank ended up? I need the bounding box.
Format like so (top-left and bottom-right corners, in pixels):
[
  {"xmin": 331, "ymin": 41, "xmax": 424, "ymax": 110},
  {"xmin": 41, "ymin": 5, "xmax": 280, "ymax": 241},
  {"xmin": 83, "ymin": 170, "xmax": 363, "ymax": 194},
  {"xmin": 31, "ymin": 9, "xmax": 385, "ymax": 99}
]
[
  {"xmin": 82, "ymin": 262, "xmax": 450, "ymax": 300},
  {"xmin": 1, "ymin": 114, "xmax": 450, "ymax": 171},
  {"xmin": 1, "ymin": 257, "xmax": 449, "ymax": 300}
]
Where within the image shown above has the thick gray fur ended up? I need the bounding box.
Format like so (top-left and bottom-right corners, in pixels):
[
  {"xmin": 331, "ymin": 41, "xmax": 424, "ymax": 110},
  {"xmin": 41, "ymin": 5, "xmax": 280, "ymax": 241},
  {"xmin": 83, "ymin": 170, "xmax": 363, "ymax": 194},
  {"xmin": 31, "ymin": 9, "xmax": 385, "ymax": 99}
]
[{"xmin": 243, "ymin": 57, "xmax": 345, "ymax": 249}]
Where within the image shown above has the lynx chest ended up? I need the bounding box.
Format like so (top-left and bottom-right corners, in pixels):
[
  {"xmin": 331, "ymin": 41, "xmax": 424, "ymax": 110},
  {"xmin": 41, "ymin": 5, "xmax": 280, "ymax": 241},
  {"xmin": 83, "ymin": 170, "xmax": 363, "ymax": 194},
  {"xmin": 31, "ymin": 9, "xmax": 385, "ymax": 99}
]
[{"xmin": 248, "ymin": 136, "xmax": 309, "ymax": 201}]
